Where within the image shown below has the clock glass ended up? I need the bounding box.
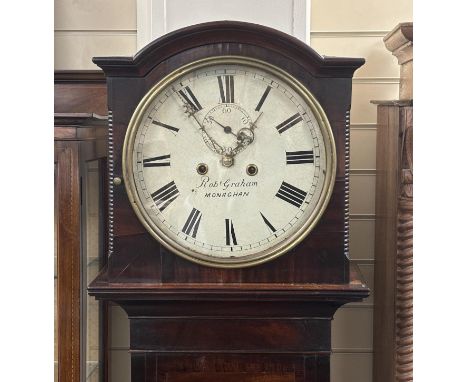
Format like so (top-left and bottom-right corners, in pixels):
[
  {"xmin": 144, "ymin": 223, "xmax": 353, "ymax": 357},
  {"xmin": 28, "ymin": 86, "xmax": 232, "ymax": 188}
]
[{"xmin": 123, "ymin": 56, "xmax": 336, "ymax": 267}]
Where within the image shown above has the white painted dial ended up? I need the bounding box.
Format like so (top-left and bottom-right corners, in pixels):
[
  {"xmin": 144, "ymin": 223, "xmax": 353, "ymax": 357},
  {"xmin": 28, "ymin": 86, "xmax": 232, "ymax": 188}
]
[{"xmin": 123, "ymin": 57, "xmax": 336, "ymax": 267}]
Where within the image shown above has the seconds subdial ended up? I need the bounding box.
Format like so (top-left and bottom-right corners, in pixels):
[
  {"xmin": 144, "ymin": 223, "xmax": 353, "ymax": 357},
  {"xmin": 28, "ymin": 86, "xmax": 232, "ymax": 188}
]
[{"xmin": 203, "ymin": 104, "xmax": 252, "ymax": 148}]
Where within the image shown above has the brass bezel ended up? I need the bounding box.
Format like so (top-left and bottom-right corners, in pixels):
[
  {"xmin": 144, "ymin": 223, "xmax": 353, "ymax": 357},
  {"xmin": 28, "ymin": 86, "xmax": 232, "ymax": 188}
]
[{"xmin": 122, "ymin": 56, "xmax": 337, "ymax": 268}]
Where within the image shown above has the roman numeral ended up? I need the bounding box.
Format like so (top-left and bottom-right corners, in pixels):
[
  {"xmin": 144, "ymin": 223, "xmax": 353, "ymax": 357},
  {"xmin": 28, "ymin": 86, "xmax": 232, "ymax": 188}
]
[
  {"xmin": 225, "ymin": 219, "xmax": 238, "ymax": 246},
  {"xmin": 181, "ymin": 208, "xmax": 202, "ymax": 238},
  {"xmin": 275, "ymin": 181, "xmax": 307, "ymax": 208},
  {"xmin": 260, "ymin": 212, "xmax": 277, "ymax": 234},
  {"xmin": 255, "ymin": 86, "xmax": 272, "ymax": 111},
  {"xmin": 178, "ymin": 86, "xmax": 202, "ymax": 111},
  {"xmin": 151, "ymin": 181, "xmax": 179, "ymax": 212},
  {"xmin": 286, "ymin": 150, "xmax": 315, "ymax": 165},
  {"xmin": 275, "ymin": 113, "xmax": 303, "ymax": 134},
  {"xmin": 217, "ymin": 75, "xmax": 235, "ymax": 103},
  {"xmin": 143, "ymin": 154, "xmax": 171, "ymax": 167},
  {"xmin": 152, "ymin": 120, "xmax": 179, "ymax": 133}
]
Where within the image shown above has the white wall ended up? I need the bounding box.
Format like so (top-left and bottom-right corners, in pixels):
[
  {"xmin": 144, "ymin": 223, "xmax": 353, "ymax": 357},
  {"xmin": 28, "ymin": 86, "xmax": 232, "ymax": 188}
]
[
  {"xmin": 54, "ymin": 0, "xmax": 137, "ymax": 70},
  {"xmin": 136, "ymin": 0, "xmax": 310, "ymax": 49}
]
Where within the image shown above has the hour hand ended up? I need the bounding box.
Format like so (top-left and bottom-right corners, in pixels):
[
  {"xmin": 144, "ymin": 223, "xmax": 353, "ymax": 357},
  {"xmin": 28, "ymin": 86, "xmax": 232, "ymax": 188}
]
[{"xmin": 174, "ymin": 90, "xmax": 225, "ymax": 155}]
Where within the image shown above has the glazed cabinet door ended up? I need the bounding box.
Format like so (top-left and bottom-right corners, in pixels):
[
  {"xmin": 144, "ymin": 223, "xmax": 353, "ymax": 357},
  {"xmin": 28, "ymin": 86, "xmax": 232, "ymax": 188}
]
[{"xmin": 55, "ymin": 138, "xmax": 108, "ymax": 382}]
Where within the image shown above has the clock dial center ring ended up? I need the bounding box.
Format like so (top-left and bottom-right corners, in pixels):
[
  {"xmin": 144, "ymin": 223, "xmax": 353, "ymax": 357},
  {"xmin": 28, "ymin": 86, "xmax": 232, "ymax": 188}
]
[{"xmin": 203, "ymin": 104, "xmax": 252, "ymax": 149}]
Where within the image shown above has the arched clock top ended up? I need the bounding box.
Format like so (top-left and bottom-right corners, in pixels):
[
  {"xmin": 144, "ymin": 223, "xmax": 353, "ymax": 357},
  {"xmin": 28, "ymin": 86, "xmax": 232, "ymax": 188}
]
[{"xmin": 92, "ymin": 21, "xmax": 364, "ymax": 78}]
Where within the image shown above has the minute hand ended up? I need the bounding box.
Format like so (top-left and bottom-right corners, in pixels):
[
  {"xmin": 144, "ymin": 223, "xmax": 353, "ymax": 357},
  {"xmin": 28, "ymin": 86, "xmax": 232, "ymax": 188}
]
[{"xmin": 249, "ymin": 111, "xmax": 264, "ymax": 131}]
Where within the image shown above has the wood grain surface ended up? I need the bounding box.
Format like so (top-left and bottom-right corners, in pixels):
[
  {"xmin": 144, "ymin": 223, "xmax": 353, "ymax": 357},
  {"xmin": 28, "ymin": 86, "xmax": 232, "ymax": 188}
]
[{"xmin": 372, "ymin": 101, "xmax": 413, "ymax": 382}]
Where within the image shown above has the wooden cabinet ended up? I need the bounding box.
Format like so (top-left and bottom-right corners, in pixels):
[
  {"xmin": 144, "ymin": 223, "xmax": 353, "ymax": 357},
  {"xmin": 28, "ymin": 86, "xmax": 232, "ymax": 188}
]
[
  {"xmin": 372, "ymin": 101, "xmax": 413, "ymax": 382},
  {"xmin": 372, "ymin": 22, "xmax": 413, "ymax": 382},
  {"xmin": 54, "ymin": 92, "xmax": 109, "ymax": 381},
  {"xmin": 55, "ymin": 138, "xmax": 80, "ymax": 382}
]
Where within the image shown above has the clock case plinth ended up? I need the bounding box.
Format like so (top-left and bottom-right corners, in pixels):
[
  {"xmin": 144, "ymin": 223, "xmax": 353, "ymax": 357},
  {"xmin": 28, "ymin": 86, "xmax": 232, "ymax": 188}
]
[{"xmin": 89, "ymin": 21, "xmax": 368, "ymax": 382}]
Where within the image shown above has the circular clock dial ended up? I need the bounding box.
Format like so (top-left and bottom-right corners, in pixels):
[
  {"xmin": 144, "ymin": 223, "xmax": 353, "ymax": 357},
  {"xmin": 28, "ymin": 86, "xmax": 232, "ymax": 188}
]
[{"xmin": 123, "ymin": 57, "xmax": 336, "ymax": 267}]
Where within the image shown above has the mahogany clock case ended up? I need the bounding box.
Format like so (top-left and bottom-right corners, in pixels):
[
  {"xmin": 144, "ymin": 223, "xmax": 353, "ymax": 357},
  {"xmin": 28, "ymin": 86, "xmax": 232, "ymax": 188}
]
[
  {"xmin": 87, "ymin": 21, "xmax": 368, "ymax": 382},
  {"xmin": 91, "ymin": 21, "xmax": 365, "ymax": 285}
]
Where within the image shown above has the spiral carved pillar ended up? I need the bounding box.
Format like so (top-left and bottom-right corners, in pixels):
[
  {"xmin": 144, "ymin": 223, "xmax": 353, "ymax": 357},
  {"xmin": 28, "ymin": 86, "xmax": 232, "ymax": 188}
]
[
  {"xmin": 372, "ymin": 22, "xmax": 413, "ymax": 382},
  {"xmin": 372, "ymin": 100, "xmax": 413, "ymax": 382},
  {"xmin": 395, "ymin": 124, "xmax": 413, "ymax": 381}
]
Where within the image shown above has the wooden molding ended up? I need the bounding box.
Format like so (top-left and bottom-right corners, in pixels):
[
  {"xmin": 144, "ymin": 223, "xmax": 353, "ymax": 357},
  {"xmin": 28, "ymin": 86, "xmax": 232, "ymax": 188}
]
[
  {"xmin": 395, "ymin": 110, "xmax": 413, "ymax": 382},
  {"xmin": 54, "ymin": 71, "xmax": 108, "ymax": 115},
  {"xmin": 55, "ymin": 142, "xmax": 81, "ymax": 382},
  {"xmin": 383, "ymin": 23, "xmax": 413, "ymax": 65},
  {"xmin": 94, "ymin": 21, "xmax": 364, "ymax": 78},
  {"xmin": 383, "ymin": 22, "xmax": 413, "ymax": 100},
  {"xmin": 54, "ymin": 70, "xmax": 106, "ymax": 84},
  {"xmin": 372, "ymin": 103, "xmax": 413, "ymax": 382}
]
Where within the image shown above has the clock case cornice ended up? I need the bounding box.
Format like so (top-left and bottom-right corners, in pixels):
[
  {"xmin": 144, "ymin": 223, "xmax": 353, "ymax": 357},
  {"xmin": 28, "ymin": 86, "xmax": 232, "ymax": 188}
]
[
  {"xmin": 93, "ymin": 21, "xmax": 364, "ymax": 78},
  {"xmin": 90, "ymin": 264, "xmax": 368, "ymax": 303}
]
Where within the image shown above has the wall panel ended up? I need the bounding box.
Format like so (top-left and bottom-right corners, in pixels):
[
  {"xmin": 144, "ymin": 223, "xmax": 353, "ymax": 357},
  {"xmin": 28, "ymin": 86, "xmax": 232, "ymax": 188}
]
[
  {"xmin": 54, "ymin": 32, "xmax": 137, "ymax": 70},
  {"xmin": 332, "ymin": 307, "xmax": 373, "ymax": 350},
  {"xmin": 351, "ymin": 82, "xmax": 399, "ymax": 124},
  {"xmin": 110, "ymin": 305, "xmax": 130, "ymax": 349},
  {"xmin": 349, "ymin": 219, "xmax": 375, "ymax": 261},
  {"xmin": 350, "ymin": 128, "xmax": 377, "ymax": 170},
  {"xmin": 55, "ymin": 0, "xmax": 136, "ymax": 31},
  {"xmin": 310, "ymin": 0, "xmax": 412, "ymax": 32},
  {"xmin": 358, "ymin": 264, "xmax": 374, "ymax": 304},
  {"xmin": 311, "ymin": 35, "xmax": 399, "ymax": 79},
  {"xmin": 350, "ymin": 175, "xmax": 376, "ymax": 215},
  {"xmin": 110, "ymin": 349, "xmax": 131, "ymax": 382},
  {"xmin": 330, "ymin": 353, "xmax": 373, "ymax": 382}
]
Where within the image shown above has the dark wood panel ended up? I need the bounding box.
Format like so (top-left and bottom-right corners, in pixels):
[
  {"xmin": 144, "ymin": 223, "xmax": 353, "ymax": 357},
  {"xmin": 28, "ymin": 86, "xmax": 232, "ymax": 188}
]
[
  {"xmin": 127, "ymin": 354, "xmax": 331, "ymax": 382},
  {"xmin": 105, "ymin": 229, "xmax": 347, "ymax": 284},
  {"xmin": 55, "ymin": 70, "xmax": 106, "ymax": 83},
  {"xmin": 108, "ymin": 233, "xmax": 162, "ymax": 282},
  {"xmin": 130, "ymin": 318, "xmax": 330, "ymax": 352},
  {"xmin": 54, "ymin": 71, "xmax": 107, "ymax": 115},
  {"xmin": 55, "ymin": 141, "xmax": 81, "ymax": 382},
  {"xmin": 89, "ymin": 263, "xmax": 368, "ymax": 302},
  {"xmin": 165, "ymin": 372, "xmax": 295, "ymax": 382},
  {"xmin": 121, "ymin": 300, "xmax": 339, "ymax": 319}
]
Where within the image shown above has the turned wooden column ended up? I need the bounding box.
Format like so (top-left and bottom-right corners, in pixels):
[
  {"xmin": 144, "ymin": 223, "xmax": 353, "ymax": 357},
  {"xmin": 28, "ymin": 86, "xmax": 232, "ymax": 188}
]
[{"xmin": 372, "ymin": 22, "xmax": 413, "ymax": 382}]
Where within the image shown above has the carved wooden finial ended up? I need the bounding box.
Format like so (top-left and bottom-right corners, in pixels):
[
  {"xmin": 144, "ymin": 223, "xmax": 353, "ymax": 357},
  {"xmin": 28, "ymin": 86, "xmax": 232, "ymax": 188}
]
[{"xmin": 384, "ymin": 22, "xmax": 413, "ymax": 100}]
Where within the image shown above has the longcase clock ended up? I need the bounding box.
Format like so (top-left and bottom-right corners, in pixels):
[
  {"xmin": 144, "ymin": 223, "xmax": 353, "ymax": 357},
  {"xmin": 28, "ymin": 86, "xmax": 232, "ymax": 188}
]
[{"xmin": 89, "ymin": 21, "xmax": 369, "ymax": 382}]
